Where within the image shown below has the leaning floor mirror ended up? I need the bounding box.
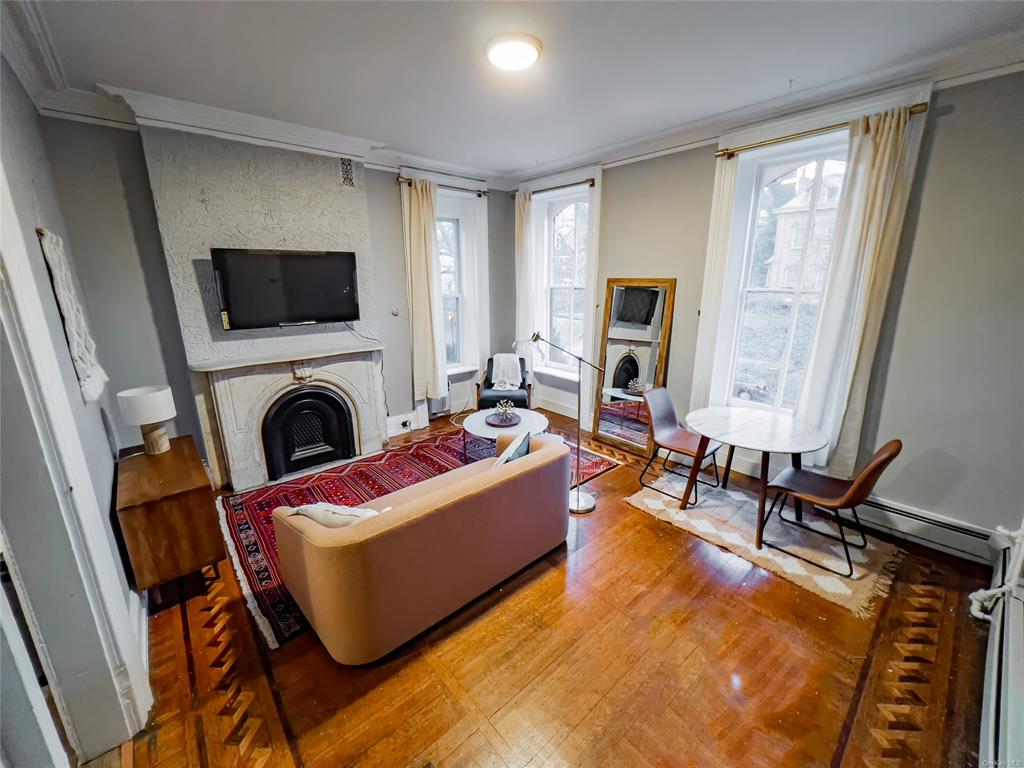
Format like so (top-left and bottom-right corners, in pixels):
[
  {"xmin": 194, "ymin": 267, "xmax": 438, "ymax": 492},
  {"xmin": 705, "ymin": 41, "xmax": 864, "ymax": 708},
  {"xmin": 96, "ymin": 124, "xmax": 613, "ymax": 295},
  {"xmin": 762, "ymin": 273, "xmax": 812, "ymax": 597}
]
[{"xmin": 592, "ymin": 278, "xmax": 676, "ymax": 455}]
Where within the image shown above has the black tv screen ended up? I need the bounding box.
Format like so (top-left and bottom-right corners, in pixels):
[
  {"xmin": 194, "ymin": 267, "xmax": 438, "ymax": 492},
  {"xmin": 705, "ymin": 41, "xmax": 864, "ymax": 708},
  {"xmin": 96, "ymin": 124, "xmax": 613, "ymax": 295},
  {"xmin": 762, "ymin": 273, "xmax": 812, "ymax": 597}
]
[
  {"xmin": 212, "ymin": 249, "xmax": 359, "ymax": 330},
  {"xmin": 616, "ymin": 287, "xmax": 659, "ymax": 325}
]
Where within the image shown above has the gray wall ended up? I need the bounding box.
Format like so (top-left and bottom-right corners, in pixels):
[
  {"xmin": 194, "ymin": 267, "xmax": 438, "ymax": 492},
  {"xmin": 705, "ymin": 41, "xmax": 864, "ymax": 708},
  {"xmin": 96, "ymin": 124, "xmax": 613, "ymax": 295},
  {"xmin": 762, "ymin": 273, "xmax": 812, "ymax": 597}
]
[
  {"xmin": 596, "ymin": 74, "xmax": 1023, "ymax": 533},
  {"xmin": 2, "ymin": 629, "xmax": 53, "ymax": 768},
  {"xmin": 365, "ymin": 168, "xmax": 414, "ymax": 414},
  {"xmin": 1, "ymin": 57, "xmax": 134, "ymax": 759},
  {"xmin": 863, "ymin": 71, "xmax": 1024, "ymax": 530},
  {"xmin": 30, "ymin": 121, "xmax": 519, "ymax": 430},
  {"xmin": 0, "ymin": 60, "xmax": 119, "ymax": 518},
  {"xmin": 597, "ymin": 145, "xmax": 717, "ymax": 413},
  {"xmin": 139, "ymin": 127, "xmax": 379, "ymax": 368},
  {"xmin": 40, "ymin": 118, "xmax": 200, "ymax": 448},
  {"xmin": 488, "ymin": 189, "xmax": 516, "ymax": 353}
]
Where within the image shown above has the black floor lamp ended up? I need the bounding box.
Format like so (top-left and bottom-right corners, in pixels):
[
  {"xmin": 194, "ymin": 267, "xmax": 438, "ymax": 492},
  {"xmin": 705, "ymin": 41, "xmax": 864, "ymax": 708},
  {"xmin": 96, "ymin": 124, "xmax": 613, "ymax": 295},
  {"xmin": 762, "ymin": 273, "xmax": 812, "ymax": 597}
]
[{"xmin": 530, "ymin": 331, "xmax": 604, "ymax": 513}]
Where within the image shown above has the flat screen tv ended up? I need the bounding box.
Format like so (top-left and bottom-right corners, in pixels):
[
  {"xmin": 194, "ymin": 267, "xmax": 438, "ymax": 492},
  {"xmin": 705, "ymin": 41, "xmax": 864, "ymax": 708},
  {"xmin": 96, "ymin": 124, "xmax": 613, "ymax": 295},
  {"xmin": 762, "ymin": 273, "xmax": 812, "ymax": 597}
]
[
  {"xmin": 615, "ymin": 286, "xmax": 659, "ymax": 325},
  {"xmin": 211, "ymin": 248, "xmax": 359, "ymax": 330}
]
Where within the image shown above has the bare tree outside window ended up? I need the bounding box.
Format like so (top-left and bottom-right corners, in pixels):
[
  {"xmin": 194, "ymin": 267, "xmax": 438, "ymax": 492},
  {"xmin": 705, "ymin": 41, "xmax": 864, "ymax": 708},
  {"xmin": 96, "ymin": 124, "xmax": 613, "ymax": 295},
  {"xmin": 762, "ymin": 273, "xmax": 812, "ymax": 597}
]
[
  {"xmin": 546, "ymin": 196, "xmax": 589, "ymax": 368},
  {"xmin": 729, "ymin": 153, "xmax": 848, "ymax": 410},
  {"xmin": 435, "ymin": 217, "xmax": 461, "ymax": 364}
]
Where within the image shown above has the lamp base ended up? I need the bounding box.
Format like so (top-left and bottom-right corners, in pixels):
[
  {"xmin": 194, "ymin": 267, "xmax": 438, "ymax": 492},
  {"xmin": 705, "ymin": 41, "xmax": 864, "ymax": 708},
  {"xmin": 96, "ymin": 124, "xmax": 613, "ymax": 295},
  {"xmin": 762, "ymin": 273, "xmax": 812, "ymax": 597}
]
[
  {"xmin": 141, "ymin": 422, "xmax": 170, "ymax": 455},
  {"xmin": 568, "ymin": 488, "xmax": 596, "ymax": 514}
]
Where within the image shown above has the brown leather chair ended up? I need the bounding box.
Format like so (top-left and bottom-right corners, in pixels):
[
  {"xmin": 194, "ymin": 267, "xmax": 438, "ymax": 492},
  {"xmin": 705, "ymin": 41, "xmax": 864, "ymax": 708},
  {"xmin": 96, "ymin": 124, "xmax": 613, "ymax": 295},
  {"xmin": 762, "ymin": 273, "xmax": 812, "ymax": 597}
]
[
  {"xmin": 763, "ymin": 439, "xmax": 903, "ymax": 577},
  {"xmin": 640, "ymin": 388, "xmax": 722, "ymax": 504}
]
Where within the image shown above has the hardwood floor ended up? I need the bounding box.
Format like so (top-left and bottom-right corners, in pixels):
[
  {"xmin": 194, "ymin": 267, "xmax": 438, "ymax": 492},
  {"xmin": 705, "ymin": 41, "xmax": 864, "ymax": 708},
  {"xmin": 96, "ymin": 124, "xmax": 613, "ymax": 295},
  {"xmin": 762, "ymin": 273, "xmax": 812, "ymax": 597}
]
[{"xmin": 125, "ymin": 411, "xmax": 990, "ymax": 768}]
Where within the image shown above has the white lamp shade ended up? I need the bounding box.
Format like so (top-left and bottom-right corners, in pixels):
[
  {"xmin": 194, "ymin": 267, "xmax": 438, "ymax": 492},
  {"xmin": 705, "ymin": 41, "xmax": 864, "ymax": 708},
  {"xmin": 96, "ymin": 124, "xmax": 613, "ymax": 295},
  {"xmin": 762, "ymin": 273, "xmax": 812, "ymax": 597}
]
[{"xmin": 117, "ymin": 385, "xmax": 176, "ymax": 425}]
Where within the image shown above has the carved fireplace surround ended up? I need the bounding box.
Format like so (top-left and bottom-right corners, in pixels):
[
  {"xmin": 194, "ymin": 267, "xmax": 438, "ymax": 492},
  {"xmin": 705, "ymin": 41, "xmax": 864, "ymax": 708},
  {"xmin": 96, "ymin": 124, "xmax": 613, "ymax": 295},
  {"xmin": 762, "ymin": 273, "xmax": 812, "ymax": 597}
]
[{"xmin": 194, "ymin": 347, "xmax": 386, "ymax": 492}]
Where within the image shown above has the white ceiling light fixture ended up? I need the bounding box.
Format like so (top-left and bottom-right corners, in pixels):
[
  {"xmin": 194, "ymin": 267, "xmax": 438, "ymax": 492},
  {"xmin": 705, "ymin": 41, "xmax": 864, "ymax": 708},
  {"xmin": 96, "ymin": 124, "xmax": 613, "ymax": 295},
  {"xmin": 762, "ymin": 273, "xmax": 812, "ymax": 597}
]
[{"xmin": 486, "ymin": 33, "xmax": 542, "ymax": 72}]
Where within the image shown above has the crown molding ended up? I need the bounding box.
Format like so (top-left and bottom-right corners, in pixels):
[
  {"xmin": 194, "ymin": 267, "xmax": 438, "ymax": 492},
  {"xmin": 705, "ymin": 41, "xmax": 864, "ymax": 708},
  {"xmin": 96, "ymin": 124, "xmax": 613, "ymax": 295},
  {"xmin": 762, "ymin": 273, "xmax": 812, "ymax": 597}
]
[
  {"xmin": 1, "ymin": 0, "xmax": 135, "ymax": 129},
  {"xmin": 4, "ymin": 0, "xmax": 1022, "ymax": 189},
  {"xmin": 507, "ymin": 26, "xmax": 1024, "ymax": 185},
  {"xmin": 99, "ymin": 85, "xmax": 380, "ymax": 160}
]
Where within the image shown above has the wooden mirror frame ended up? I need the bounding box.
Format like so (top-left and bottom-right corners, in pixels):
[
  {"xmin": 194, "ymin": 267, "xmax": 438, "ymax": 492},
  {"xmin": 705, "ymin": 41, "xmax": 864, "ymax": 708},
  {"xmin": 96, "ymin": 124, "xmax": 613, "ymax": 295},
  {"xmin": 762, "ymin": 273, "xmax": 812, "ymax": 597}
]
[{"xmin": 591, "ymin": 278, "xmax": 676, "ymax": 456}]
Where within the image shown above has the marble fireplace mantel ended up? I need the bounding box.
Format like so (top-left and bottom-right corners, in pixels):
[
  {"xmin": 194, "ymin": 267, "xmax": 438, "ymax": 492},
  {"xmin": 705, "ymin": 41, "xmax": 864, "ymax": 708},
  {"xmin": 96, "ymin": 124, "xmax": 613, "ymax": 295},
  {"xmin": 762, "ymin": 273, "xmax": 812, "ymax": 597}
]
[
  {"xmin": 190, "ymin": 344, "xmax": 384, "ymax": 373},
  {"xmin": 198, "ymin": 348, "xmax": 387, "ymax": 492}
]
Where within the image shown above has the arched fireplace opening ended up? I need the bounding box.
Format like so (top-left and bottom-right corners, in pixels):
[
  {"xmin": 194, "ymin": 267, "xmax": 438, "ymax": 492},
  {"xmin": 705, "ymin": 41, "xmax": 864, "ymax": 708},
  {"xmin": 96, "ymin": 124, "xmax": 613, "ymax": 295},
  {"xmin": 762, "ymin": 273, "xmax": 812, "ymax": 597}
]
[
  {"xmin": 612, "ymin": 353, "xmax": 640, "ymax": 390},
  {"xmin": 262, "ymin": 386, "xmax": 356, "ymax": 481}
]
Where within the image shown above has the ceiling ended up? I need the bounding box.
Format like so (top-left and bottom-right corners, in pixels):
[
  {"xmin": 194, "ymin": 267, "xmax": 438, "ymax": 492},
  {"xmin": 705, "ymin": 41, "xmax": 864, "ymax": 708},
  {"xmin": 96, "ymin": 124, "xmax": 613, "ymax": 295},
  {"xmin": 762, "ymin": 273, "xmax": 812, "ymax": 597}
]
[{"xmin": 33, "ymin": 2, "xmax": 1024, "ymax": 179}]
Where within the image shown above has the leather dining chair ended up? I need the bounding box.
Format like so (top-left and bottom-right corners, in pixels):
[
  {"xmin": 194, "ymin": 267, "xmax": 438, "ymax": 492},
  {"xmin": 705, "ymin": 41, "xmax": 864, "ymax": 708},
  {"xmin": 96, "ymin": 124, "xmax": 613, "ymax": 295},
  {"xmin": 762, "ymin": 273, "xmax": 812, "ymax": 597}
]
[
  {"xmin": 640, "ymin": 388, "xmax": 722, "ymax": 505},
  {"xmin": 762, "ymin": 439, "xmax": 903, "ymax": 578}
]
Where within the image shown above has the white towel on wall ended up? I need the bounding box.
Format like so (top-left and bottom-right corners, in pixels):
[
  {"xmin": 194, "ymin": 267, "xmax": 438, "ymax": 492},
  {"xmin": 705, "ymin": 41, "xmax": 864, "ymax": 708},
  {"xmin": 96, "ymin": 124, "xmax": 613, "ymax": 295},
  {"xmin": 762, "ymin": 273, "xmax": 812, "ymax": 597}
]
[
  {"xmin": 491, "ymin": 353, "xmax": 523, "ymax": 391},
  {"xmin": 37, "ymin": 228, "xmax": 109, "ymax": 401}
]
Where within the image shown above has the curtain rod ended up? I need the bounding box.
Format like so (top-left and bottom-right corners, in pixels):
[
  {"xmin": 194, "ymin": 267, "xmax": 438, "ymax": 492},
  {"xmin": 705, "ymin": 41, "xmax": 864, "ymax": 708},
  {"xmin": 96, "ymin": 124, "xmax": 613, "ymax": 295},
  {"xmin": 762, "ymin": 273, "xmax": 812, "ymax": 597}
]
[
  {"xmin": 714, "ymin": 101, "xmax": 929, "ymax": 160},
  {"xmin": 396, "ymin": 175, "xmax": 488, "ymax": 197},
  {"xmin": 508, "ymin": 177, "xmax": 596, "ymax": 199}
]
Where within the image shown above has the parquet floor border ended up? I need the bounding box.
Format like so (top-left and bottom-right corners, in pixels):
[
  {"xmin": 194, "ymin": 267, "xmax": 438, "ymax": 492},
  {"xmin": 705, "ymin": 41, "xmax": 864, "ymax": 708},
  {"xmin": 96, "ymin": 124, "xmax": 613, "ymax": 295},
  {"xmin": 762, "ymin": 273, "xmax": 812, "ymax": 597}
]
[{"xmin": 123, "ymin": 413, "xmax": 988, "ymax": 768}]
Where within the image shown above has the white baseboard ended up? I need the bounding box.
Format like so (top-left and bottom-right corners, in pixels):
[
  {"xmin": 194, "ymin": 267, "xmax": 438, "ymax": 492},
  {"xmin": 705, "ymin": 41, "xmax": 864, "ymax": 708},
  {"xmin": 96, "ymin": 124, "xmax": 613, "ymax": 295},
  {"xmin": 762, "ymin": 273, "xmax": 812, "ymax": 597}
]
[
  {"xmin": 715, "ymin": 449, "xmax": 994, "ymax": 564},
  {"xmin": 386, "ymin": 402, "xmax": 429, "ymax": 438},
  {"xmin": 533, "ymin": 396, "xmax": 577, "ymax": 421}
]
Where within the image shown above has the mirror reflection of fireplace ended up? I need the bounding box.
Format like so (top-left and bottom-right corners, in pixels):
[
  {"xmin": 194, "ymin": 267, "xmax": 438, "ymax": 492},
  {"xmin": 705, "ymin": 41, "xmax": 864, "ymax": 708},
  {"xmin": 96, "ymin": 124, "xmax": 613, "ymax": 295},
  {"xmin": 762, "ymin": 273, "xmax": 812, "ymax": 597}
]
[{"xmin": 593, "ymin": 279, "xmax": 676, "ymax": 454}]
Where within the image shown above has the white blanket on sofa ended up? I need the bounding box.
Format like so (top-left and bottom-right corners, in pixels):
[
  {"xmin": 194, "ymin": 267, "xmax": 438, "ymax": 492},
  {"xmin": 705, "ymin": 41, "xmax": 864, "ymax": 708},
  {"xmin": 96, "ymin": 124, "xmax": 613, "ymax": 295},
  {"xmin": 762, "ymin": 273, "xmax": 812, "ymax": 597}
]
[
  {"xmin": 491, "ymin": 353, "xmax": 522, "ymax": 391},
  {"xmin": 286, "ymin": 503, "xmax": 387, "ymax": 528}
]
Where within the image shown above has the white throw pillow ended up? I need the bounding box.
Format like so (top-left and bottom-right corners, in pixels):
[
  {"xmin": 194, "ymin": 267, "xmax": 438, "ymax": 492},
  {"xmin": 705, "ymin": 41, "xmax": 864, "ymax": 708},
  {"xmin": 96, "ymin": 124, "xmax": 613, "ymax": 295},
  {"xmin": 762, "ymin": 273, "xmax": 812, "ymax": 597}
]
[
  {"xmin": 285, "ymin": 502, "xmax": 389, "ymax": 528},
  {"xmin": 494, "ymin": 432, "xmax": 531, "ymax": 467}
]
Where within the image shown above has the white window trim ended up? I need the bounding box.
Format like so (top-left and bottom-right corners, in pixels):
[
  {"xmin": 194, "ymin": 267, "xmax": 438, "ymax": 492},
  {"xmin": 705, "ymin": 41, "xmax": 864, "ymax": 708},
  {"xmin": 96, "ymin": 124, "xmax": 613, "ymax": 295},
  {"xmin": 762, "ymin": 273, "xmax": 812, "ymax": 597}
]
[
  {"xmin": 708, "ymin": 130, "xmax": 849, "ymax": 412},
  {"xmin": 518, "ymin": 165, "xmax": 602, "ymax": 423},
  {"xmin": 428, "ymin": 182, "xmax": 491, "ymax": 376},
  {"xmin": 540, "ymin": 189, "xmax": 590, "ymax": 374},
  {"xmin": 435, "ymin": 215, "xmax": 463, "ymax": 366},
  {"xmin": 700, "ymin": 83, "xmax": 933, "ymax": 413}
]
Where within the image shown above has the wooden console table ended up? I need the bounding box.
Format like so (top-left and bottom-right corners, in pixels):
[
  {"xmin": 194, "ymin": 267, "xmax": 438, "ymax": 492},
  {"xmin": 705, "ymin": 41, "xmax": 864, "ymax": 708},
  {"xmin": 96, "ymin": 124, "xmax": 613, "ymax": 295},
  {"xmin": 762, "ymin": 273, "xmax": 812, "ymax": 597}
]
[{"xmin": 116, "ymin": 435, "xmax": 224, "ymax": 590}]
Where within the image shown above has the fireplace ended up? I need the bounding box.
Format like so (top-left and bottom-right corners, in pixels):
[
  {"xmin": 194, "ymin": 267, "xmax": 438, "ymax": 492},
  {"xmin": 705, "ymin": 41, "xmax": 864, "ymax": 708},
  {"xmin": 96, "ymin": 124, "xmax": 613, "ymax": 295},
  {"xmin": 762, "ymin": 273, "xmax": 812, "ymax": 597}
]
[
  {"xmin": 262, "ymin": 385, "xmax": 356, "ymax": 480},
  {"xmin": 612, "ymin": 353, "xmax": 640, "ymax": 390}
]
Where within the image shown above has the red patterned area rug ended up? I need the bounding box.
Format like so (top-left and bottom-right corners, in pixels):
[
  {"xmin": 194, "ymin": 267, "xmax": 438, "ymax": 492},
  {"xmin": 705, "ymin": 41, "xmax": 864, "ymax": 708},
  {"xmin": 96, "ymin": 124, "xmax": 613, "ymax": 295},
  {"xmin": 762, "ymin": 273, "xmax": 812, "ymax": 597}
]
[
  {"xmin": 599, "ymin": 401, "xmax": 649, "ymax": 444},
  {"xmin": 218, "ymin": 429, "xmax": 618, "ymax": 647}
]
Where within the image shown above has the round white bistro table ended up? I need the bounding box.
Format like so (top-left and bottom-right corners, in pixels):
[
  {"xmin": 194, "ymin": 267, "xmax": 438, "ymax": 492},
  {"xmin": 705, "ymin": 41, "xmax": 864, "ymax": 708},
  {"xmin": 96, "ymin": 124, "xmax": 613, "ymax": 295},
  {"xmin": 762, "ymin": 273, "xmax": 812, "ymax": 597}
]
[
  {"xmin": 461, "ymin": 408, "xmax": 549, "ymax": 460},
  {"xmin": 682, "ymin": 406, "xmax": 828, "ymax": 549}
]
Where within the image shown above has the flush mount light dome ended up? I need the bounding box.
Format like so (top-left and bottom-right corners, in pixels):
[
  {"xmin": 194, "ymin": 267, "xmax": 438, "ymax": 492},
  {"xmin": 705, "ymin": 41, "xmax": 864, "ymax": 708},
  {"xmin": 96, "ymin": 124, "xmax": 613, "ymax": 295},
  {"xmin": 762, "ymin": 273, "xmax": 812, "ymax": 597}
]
[{"xmin": 487, "ymin": 34, "xmax": 542, "ymax": 71}]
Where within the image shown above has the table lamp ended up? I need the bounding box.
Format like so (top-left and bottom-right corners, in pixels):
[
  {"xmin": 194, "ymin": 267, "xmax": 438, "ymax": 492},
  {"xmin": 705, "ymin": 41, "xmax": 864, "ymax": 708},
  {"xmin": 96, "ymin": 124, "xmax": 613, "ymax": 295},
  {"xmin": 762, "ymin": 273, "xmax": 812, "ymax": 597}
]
[{"xmin": 117, "ymin": 385, "xmax": 176, "ymax": 455}]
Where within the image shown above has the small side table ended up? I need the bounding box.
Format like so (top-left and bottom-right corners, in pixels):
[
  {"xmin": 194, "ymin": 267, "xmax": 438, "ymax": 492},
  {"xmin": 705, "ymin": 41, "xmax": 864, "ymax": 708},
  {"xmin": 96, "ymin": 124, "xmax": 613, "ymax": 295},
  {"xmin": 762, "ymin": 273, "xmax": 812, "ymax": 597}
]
[{"xmin": 116, "ymin": 435, "xmax": 224, "ymax": 590}]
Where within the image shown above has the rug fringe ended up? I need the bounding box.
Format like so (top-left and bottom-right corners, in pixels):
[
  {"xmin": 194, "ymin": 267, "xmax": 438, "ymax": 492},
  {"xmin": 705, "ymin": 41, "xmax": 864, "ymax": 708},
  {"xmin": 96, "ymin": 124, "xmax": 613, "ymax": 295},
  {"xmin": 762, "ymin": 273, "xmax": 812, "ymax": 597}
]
[
  {"xmin": 216, "ymin": 496, "xmax": 280, "ymax": 649},
  {"xmin": 854, "ymin": 546, "xmax": 906, "ymax": 620}
]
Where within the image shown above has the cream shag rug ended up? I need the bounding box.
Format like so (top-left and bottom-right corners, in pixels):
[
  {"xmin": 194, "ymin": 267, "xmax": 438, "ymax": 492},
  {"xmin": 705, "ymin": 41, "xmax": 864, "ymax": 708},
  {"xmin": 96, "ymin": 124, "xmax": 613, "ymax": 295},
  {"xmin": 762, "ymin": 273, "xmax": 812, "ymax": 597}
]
[{"xmin": 626, "ymin": 475, "xmax": 904, "ymax": 617}]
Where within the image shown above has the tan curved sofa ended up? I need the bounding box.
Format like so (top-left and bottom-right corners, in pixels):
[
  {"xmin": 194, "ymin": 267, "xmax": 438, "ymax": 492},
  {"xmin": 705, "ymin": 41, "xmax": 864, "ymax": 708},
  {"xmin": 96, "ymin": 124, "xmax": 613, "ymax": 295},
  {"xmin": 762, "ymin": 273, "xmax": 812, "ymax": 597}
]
[{"xmin": 272, "ymin": 433, "xmax": 570, "ymax": 664}]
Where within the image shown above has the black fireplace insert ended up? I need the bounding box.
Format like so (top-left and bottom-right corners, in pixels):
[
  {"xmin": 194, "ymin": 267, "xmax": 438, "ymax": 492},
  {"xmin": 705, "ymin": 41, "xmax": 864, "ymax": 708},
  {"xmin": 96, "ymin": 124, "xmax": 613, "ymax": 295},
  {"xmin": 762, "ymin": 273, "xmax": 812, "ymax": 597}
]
[{"xmin": 262, "ymin": 386, "xmax": 356, "ymax": 480}]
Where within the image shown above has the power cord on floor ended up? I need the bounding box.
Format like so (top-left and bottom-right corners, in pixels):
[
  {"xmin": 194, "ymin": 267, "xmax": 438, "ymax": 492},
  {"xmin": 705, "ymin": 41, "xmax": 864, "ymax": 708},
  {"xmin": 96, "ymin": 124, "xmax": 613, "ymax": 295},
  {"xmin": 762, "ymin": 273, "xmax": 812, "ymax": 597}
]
[
  {"xmin": 448, "ymin": 385, "xmax": 476, "ymax": 428},
  {"xmin": 345, "ymin": 322, "xmax": 389, "ymax": 417}
]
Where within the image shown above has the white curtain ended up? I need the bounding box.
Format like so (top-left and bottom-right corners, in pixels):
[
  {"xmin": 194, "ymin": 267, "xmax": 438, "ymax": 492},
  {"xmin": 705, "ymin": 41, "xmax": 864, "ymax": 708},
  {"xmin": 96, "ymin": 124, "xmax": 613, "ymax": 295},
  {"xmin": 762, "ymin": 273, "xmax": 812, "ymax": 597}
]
[
  {"xmin": 688, "ymin": 156, "xmax": 737, "ymax": 411},
  {"xmin": 400, "ymin": 179, "xmax": 449, "ymax": 401},
  {"xmin": 37, "ymin": 228, "xmax": 108, "ymax": 401},
  {"xmin": 797, "ymin": 106, "xmax": 925, "ymax": 475},
  {"xmin": 514, "ymin": 191, "xmax": 545, "ymax": 376}
]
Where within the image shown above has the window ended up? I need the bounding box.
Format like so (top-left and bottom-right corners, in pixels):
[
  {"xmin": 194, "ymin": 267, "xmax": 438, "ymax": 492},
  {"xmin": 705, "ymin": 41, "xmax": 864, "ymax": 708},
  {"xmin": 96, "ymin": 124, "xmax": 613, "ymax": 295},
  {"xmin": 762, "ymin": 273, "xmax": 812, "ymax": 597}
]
[
  {"xmin": 431, "ymin": 187, "xmax": 489, "ymax": 372},
  {"xmin": 435, "ymin": 217, "xmax": 461, "ymax": 365},
  {"xmin": 727, "ymin": 148, "xmax": 848, "ymax": 410},
  {"xmin": 544, "ymin": 195, "xmax": 589, "ymax": 369}
]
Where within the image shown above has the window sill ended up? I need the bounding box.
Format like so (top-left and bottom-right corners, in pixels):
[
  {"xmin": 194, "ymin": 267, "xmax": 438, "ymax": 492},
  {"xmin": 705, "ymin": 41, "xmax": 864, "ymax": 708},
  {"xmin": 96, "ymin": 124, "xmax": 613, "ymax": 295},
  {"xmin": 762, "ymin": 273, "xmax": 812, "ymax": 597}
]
[
  {"xmin": 447, "ymin": 363, "xmax": 479, "ymax": 378},
  {"xmin": 534, "ymin": 365, "xmax": 579, "ymax": 383}
]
